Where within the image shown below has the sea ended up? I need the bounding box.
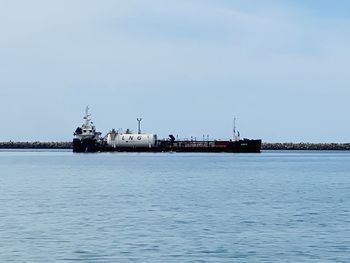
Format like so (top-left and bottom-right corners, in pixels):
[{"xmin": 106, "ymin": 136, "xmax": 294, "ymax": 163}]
[{"xmin": 0, "ymin": 150, "xmax": 350, "ymax": 262}]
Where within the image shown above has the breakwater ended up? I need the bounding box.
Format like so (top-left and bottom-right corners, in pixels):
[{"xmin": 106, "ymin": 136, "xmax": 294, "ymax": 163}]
[
  {"xmin": 0, "ymin": 141, "xmax": 72, "ymax": 149},
  {"xmin": 0, "ymin": 141, "xmax": 350, "ymax": 150},
  {"xmin": 262, "ymin": 142, "xmax": 350, "ymax": 151}
]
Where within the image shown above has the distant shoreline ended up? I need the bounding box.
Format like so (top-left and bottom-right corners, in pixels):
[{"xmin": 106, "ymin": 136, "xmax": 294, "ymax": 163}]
[
  {"xmin": 0, "ymin": 142, "xmax": 72, "ymax": 149},
  {"xmin": 262, "ymin": 142, "xmax": 350, "ymax": 151},
  {"xmin": 0, "ymin": 141, "xmax": 350, "ymax": 151}
]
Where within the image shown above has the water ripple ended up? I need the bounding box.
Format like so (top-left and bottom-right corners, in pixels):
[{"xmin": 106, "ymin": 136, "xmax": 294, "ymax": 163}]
[{"xmin": 0, "ymin": 151, "xmax": 350, "ymax": 262}]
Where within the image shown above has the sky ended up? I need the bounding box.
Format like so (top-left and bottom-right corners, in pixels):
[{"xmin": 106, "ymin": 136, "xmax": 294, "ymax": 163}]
[{"xmin": 1, "ymin": 0, "xmax": 350, "ymax": 142}]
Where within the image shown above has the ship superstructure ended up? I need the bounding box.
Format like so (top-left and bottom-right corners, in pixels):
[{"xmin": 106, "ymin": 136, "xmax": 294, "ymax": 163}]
[{"xmin": 73, "ymin": 106, "xmax": 101, "ymax": 152}]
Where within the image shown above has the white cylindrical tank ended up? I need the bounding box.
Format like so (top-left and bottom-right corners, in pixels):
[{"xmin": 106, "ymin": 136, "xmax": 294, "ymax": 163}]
[{"xmin": 107, "ymin": 133, "xmax": 157, "ymax": 148}]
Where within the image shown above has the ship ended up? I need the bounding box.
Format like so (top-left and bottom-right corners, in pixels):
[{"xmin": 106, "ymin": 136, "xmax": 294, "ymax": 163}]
[
  {"xmin": 73, "ymin": 107, "xmax": 262, "ymax": 153},
  {"xmin": 73, "ymin": 107, "xmax": 102, "ymax": 152}
]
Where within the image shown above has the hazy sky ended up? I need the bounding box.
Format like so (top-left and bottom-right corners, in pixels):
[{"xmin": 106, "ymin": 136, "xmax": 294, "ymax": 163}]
[{"xmin": 1, "ymin": 0, "xmax": 350, "ymax": 142}]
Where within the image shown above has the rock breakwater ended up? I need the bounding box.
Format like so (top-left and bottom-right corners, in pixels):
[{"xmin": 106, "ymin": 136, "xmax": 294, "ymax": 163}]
[
  {"xmin": 262, "ymin": 142, "xmax": 350, "ymax": 151},
  {"xmin": 0, "ymin": 141, "xmax": 350, "ymax": 150},
  {"xmin": 0, "ymin": 141, "xmax": 72, "ymax": 149}
]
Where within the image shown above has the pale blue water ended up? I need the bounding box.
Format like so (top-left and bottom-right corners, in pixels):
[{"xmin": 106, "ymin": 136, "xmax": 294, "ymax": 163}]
[{"xmin": 1, "ymin": 150, "xmax": 350, "ymax": 262}]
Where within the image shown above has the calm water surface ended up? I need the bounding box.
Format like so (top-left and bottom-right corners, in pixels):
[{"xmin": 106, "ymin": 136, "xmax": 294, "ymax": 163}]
[{"xmin": 0, "ymin": 150, "xmax": 350, "ymax": 262}]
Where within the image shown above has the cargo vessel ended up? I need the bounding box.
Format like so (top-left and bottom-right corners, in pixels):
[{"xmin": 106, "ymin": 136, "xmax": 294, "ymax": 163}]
[{"xmin": 73, "ymin": 107, "xmax": 261, "ymax": 153}]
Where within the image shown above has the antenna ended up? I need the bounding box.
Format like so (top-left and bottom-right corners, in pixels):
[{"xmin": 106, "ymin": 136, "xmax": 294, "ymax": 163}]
[
  {"xmin": 137, "ymin": 118, "xmax": 142, "ymax": 134},
  {"xmin": 83, "ymin": 105, "xmax": 91, "ymax": 126},
  {"xmin": 233, "ymin": 116, "xmax": 236, "ymax": 140}
]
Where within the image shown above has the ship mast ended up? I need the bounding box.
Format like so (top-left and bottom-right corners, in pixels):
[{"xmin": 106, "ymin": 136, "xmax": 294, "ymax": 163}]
[
  {"xmin": 233, "ymin": 116, "xmax": 240, "ymax": 141},
  {"xmin": 137, "ymin": 118, "xmax": 142, "ymax": 134},
  {"xmin": 83, "ymin": 106, "xmax": 91, "ymax": 127},
  {"xmin": 233, "ymin": 116, "xmax": 236, "ymax": 141}
]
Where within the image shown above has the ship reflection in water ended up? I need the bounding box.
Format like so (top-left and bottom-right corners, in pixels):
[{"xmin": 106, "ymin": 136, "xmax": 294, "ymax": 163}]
[{"xmin": 73, "ymin": 107, "xmax": 261, "ymax": 153}]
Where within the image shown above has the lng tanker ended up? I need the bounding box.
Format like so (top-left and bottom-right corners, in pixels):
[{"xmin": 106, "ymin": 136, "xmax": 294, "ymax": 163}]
[{"xmin": 73, "ymin": 107, "xmax": 261, "ymax": 153}]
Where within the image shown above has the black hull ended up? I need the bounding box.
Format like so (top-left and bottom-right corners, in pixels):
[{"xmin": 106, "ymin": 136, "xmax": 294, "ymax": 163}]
[
  {"xmin": 163, "ymin": 140, "xmax": 261, "ymax": 153},
  {"xmin": 73, "ymin": 139, "xmax": 261, "ymax": 153},
  {"xmin": 73, "ymin": 138, "xmax": 99, "ymax": 153}
]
